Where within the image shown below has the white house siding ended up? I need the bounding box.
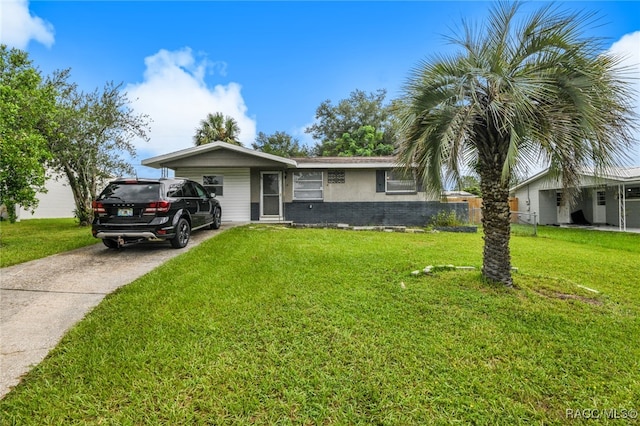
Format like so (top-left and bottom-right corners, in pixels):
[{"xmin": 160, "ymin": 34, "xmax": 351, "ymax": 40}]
[
  {"xmin": 513, "ymin": 176, "xmax": 571, "ymax": 225},
  {"xmin": 515, "ymin": 177, "xmax": 586, "ymax": 225},
  {"xmin": 17, "ymin": 174, "xmax": 76, "ymax": 220},
  {"xmin": 513, "ymin": 178, "xmax": 550, "ymax": 224},
  {"xmin": 538, "ymin": 190, "xmax": 558, "ymax": 224},
  {"xmin": 175, "ymin": 168, "xmax": 250, "ymax": 222},
  {"xmin": 626, "ymin": 200, "xmax": 640, "ymax": 228},
  {"xmin": 512, "ymin": 182, "xmax": 542, "ymax": 224},
  {"xmin": 609, "ymin": 194, "xmax": 640, "ymax": 228}
]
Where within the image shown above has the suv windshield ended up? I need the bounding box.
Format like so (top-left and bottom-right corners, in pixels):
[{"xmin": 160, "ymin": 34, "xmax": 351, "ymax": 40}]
[{"xmin": 98, "ymin": 183, "xmax": 160, "ymax": 202}]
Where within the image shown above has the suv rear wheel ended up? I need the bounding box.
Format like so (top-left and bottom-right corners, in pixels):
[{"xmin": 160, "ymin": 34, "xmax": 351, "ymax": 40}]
[
  {"xmin": 102, "ymin": 239, "xmax": 119, "ymax": 249},
  {"xmin": 170, "ymin": 218, "xmax": 191, "ymax": 248}
]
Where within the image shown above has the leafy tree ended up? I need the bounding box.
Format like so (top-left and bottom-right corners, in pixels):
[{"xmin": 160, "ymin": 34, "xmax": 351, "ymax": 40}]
[
  {"xmin": 397, "ymin": 2, "xmax": 635, "ymax": 286},
  {"xmin": 251, "ymin": 131, "xmax": 310, "ymax": 158},
  {"xmin": 194, "ymin": 112, "xmax": 241, "ymax": 146},
  {"xmin": 306, "ymin": 89, "xmax": 397, "ymax": 156},
  {"xmin": 325, "ymin": 125, "xmax": 394, "ymax": 157},
  {"xmin": 0, "ymin": 45, "xmax": 56, "ymax": 222},
  {"xmin": 46, "ymin": 73, "xmax": 150, "ymax": 226},
  {"xmin": 458, "ymin": 175, "xmax": 481, "ymax": 197}
]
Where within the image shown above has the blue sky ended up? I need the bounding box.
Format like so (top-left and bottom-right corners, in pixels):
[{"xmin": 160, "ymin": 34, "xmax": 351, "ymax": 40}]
[{"xmin": 2, "ymin": 0, "xmax": 639, "ymax": 177}]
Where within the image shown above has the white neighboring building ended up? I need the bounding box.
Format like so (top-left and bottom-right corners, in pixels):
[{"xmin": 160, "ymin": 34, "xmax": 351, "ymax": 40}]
[
  {"xmin": 510, "ymin": 167, "xmax": 640, "ymax": 230},
  {"xmin": 15, "ymin": 172, "xmax": 76, "ymax": 220}
]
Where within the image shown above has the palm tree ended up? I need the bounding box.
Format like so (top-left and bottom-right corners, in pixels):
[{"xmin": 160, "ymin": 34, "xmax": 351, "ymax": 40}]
[
  {"xmin": 193, "ymin": 112, "xmax": 241, "ymax": 146},
  {"xmin": 397, "ymin": 2, "xmax": 636, "ymax": 286}
]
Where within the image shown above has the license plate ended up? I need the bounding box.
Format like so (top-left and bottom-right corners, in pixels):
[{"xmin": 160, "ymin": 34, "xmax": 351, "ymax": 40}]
[{"xmin": 117, "ymin": 208, "xmax": 133, "ymax": 217}]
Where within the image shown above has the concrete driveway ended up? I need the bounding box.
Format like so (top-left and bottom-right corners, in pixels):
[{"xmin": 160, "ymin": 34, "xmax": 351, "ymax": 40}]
[{"xmin": 0, "ymin": 223, "xmax": 239, "ymax": 399}]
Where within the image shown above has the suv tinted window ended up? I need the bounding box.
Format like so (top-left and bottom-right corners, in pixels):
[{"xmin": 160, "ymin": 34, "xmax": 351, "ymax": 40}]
[
  {"xmin": 182, "ymin": 182, "xmax": 198, "ymax": 198},
  {"xmin": 99, "ymin": 183, "xmax": 160, "ymax": 202},
  {"xmin": 193, "ymin": 183, "xmax": 209, "ymax": 198},
  {"xmin": 167, "ymin": 183, "xmax": 184, "ymax": 198}
]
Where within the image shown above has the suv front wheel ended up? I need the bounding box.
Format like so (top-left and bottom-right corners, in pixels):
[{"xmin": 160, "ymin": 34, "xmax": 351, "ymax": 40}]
[
  {"xmin": 170, "ymin": 218, "xmax": 191, "ymax": 248},
  {"xmin": 210, "ymin": 207, "xmax": 222, "ymax": 230}
]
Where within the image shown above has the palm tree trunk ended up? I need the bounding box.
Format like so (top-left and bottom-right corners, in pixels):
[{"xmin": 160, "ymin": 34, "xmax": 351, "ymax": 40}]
[{"xmin": 479, "ymin": 163, "xmax": 513, "ymax": 286}]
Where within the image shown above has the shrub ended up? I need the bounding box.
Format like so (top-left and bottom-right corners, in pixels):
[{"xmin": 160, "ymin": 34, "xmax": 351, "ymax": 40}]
[{"xmin": 430, "ymin": 210, "xmax": 465, "ymax": 227}]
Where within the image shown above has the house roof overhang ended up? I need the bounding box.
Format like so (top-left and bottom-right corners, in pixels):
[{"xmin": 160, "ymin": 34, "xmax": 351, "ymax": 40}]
[
  {"xmin": 142, "ymin": 145, "xmax": 407, "ymax": 171},
  {"xmin": 142, "ymin": 141, "xmax": 298, "ymax": 169},
  {"xmin": 292, "ymin": 156, "xmax": 399, "ymax": 169}
]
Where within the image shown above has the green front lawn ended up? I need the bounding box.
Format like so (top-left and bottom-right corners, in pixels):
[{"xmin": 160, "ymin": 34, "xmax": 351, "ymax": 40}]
[
  {"xmin": 1, "ymin": 226, "xmax": 638, "ymax": 424},
  {"xmin": 0, "ymin": 218, "xmax": 98, "ymax": 267}
]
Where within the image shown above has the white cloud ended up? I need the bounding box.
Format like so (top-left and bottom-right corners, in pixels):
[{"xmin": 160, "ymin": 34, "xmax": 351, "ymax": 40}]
[
  {"xmin": 291, "ymin": 119, "xmax": 317, "ymax": 151},
  {"xmin": 0, "ymin": 0, "xmax": 54, "ymax": 49},
  {"xmin": 126, "ymin": 47, "xmax": 257, "ymax": 156},
  {"xmin": 607, "ymin": 31, "xmax": 640, "ymax": 165},
  {"xmin": 608, "ymin": 31, "xmax": 640, "ymax": 80}
]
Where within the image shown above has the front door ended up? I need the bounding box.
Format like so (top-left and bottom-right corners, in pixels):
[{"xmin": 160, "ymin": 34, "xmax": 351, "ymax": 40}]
[
  {"xmin": 260, "ymin": 172, "xmax": 282, "ymax": 220},
  {"xmin": 556, "ymin": 191, "xmax": 570, "ymax": 224},
  {"xmin": 593, "ymin": 189, "xmax": 606, "ymax": 223}
]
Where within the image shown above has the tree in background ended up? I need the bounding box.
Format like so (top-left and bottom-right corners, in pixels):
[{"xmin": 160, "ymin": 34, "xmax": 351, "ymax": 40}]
[
  {"xmin": 457, "ymin": 175, "xmax": 482, "ymax": 197},
  {"xmin": 252, "ymin": 131, "xmax": 311, "ymax": 158},
  {"xmin": 328, "ymin": 125, "xmax": 394, "ymax": 157},
  {"xmin": 0, "ymin": 45, "xmax": 56, "ymax": 222},
  {"xmin": 194, "ymin": 112, "xmax": 241, "ymax": 146},
  {"xmin": 397, "ymin": 2, "xmax": 635, "ymax": 286},
  {"xmin": 46, "ymin": 73, "xmax": 150, "ymax": 226},
  {"xmin": 306, "ymin": 89, "xmax": 397, "ymax": 156}
]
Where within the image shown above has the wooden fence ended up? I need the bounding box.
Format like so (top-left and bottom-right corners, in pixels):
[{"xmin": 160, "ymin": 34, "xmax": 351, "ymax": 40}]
[{"xmin": 444, "ymin": 196, "xmax": 519, "ymax": 223}]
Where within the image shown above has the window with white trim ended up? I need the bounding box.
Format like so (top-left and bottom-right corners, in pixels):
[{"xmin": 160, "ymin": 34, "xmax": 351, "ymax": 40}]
[
  {"xmin": 203, "ymin": 175, "xmax": 223, "ymax": 196},
  {"xmin": 627, "ymin": 187, "xmax": 640, "ymax": 199},
  {"xmin": 293, "ymin": 171, "xmax": 323, "ymax": 200},
  {"xmin": 386, "ymin": 170, "xmax": 416, "ymax": 193}
]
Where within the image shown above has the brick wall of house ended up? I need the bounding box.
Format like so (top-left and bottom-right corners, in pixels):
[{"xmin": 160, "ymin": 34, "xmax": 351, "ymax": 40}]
[{"xmin": 274, "ymin": 201, "xmax": 468, "ymax": 226}]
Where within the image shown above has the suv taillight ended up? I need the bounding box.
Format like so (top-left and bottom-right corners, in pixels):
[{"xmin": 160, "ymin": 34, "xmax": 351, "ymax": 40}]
[
  {"xmin": 92, "ymin": 201, "xmax": 106, "ymax": 214},
  {"xmin": 144, "ymin": 201, "xmax": 171, "ymax": 214}
]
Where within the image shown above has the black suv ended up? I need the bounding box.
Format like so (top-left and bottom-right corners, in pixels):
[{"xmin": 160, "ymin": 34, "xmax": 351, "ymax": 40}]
[{"xmin": 92, "ymin": 178, "xmax": 221, "ymax": 249}]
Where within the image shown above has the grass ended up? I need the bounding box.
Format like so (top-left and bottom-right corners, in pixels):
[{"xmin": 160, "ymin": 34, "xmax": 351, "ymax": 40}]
[
  {"xmin": 0, "ymin": 218, "xmax": 98, "ymax": 268},
  {"xmin": 535, "ymin": 225, "xmax": 640, "ymax": 252},
  {"xmin": 1, "ymin": 225, "xmax": 639, "ymax": 424}
]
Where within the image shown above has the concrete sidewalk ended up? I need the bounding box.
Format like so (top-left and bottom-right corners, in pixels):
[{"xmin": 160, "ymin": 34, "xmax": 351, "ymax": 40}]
[
  {"xmin": 558, "ymin": 224, "xmax": 640, "ymax": 233},
  {"xmin": 0, "ymin": 224, "xmax": 238, "ymax": 399}
]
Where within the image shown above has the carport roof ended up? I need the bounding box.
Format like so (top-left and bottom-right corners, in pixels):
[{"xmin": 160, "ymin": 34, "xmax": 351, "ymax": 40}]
[{"xmin": 510, "ymin": 166, "xmax": 640, "ymax": 192}]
